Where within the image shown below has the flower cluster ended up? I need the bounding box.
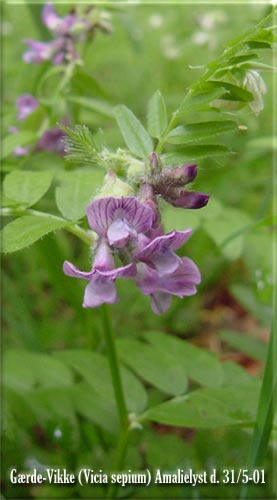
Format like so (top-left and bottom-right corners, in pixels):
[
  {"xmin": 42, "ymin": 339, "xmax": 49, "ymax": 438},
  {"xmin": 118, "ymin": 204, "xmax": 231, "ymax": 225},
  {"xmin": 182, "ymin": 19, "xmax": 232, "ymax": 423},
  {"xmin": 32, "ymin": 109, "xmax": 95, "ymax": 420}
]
[
  {"xmin": 63, "ymin": 195, "xmax": 201, "ymax": 315},
  {"xmin": 10, "ymin": 94, "xmax": 66, "ymax": 156},
  {"xmin": 23, "ymin": 3, "xmax": 112, "ymax": 65},
  {"xmin": 149, "ymin": 154, "xmax": 209, "ymax": 209}
]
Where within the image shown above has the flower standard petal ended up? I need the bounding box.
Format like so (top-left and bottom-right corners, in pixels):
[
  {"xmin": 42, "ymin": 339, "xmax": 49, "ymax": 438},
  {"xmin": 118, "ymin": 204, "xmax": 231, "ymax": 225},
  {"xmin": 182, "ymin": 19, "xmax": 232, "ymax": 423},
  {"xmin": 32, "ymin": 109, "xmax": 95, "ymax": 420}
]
[
  {"xmin": 42, "ymin": 3, "xmax": 61, "ymax": 31},
  {"xmin": 86, "ymin": 197, "xmax": 155, "ymax": 238}
]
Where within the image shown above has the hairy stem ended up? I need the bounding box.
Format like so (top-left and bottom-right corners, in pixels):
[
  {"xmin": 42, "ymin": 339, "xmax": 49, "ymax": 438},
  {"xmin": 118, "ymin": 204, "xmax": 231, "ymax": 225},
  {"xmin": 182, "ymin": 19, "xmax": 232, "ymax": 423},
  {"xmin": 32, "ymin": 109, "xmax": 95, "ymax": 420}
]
[{"xmin": 1, "ymin": 207, "xmax": 94, "ymax": 246}]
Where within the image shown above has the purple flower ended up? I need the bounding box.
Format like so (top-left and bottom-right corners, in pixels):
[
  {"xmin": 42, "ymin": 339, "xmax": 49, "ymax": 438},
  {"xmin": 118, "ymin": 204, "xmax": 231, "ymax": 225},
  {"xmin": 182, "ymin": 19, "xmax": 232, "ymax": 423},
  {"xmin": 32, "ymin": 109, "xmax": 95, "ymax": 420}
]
[
  {"xmin": 42, "ymin": 3, "xmax": 76, "ymax": 36},
  {"xmin": 63, "ymin": 238, "xmax": 136, "ymax": 308},
  {"xmin": 63, "ymin": 195, "xmax": 203, "ymax": 314},
  {"xmin": 134, "ymin": 229, "xmax": 192, "ymax": 274},
  {"xmin": 136, "ymin": 257, "xmax": 201, "ymax": 314},
  {"xmin": 14, "ymin": 146, "xmax": 30, "ymax": 156},
  {"xmin": 36, "ymin": 127, "xmax": 66, "ymax": 155},
  {"xmin": 16, "ymin": 94, "xmax": 38, "ymax": 121},
  {"xmin": 86, "ymin": 197, "xmax": 155, "ymax": 248},
  {"xmin": 149, "ymin": 159, "xmax": 210, "ymax": 210},
  {"xmin": 162, "ymin": 164, "xmax": 198, "ymax": 187},
  {"xmin": 162, "ymin": 188, "xmax": 210, "ymax": 209},
  {"xmin": 23, "ymin": 39, "xmax": 61, "ymax": 64}
]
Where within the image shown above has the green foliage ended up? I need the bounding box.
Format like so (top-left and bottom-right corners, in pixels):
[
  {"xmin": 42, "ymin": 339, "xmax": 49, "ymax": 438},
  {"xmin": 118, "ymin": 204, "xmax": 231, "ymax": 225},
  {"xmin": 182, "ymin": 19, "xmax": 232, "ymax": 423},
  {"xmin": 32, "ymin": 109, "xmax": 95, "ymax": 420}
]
[
  {"xmin": 3, "ymin": 170, "xmax": 53, "ymax": 207},
  {"xmin": 3, "ymin": 131, "xmax": 37, "ymax": 158},
  {"xmin": 241, "ymin": 322, "xmax": 276, "ymax": 499},
  {"xmin": 2, "ymin": 215, "xmax": 67, "ymax": 253},
  {"xmin": 55, "ymin": 169, "xmax": 104, "ymax": 221},
  {"xmin": 164, "ymin": 144, "xmax": 231, "ymax": 163},
  {"xmin": 144, "ymin": 331, "xmax": 224, "ymax": 388},
  {"xmin": 114, "ymin": 105, "xmax": 153, "ymax": 158},
  {"xmin": 220, "ymin": 330, "xmax": 268, "ymax": 362},
  {"xmin": 167, "ymin": 120, "xmax": 237, "ymax": 144},
  {"xmin": 144, "ymin": 383, "xmax": 260, "ymax": 428},
  {"xmin": 54, "ymin": 350, "xmax": 148, "ymax": 414},
  {"xmin": 116, "ymin": 338, "xmax": 188, "ymax": 396},
  {"xmin": 2, "ymin": 4, "xmax": 275, "ymax": 500}
]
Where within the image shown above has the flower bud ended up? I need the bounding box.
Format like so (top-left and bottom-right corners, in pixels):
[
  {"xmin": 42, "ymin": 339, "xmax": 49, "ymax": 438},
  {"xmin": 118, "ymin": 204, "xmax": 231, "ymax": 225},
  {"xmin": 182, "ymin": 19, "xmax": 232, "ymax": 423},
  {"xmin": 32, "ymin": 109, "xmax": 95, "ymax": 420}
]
[
  {"xmin": 96, "ymin": 171, "xmax": 134, "ymax": 198},
  {"xmin": 160, "ymin": 185, "xmax": 209, "ymax": 209},
  {"xmin": 162, "ymin": 163, "xmax": 197, "ymax": 187}
]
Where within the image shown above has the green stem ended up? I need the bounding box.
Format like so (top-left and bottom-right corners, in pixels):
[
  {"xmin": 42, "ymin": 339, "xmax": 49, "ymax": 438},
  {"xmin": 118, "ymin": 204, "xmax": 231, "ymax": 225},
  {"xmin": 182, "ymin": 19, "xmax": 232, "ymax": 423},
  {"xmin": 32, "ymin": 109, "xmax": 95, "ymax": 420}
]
[
  {"xmin": 155, "ymin": 112, "xmax": 179, "ymax": 155},
  {"xmin": 100, "ymin": 305, "xmax": 131, "ymax": 499},
  {"xmin": 106, "ymin": 428, "xmax": 130, "ymax": 499},
  {"xmin": 1, "ymin": 207, "xmax": 94, "ymax": 246},
  {"xmin": 100, "ymin": 304, "xmax": 128, "ymax": 430},
  {"xmin": 240, "ymin": 315, "xmax": 276, "ymax": 499}
]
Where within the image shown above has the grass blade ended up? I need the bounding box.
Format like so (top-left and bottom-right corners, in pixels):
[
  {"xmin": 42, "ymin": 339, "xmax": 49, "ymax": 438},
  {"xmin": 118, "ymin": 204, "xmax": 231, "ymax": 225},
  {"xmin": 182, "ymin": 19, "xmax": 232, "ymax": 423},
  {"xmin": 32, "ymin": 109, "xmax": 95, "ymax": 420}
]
[{"xmin": 240, "ymin": 314, "xmax": 276, "ymax": 499}]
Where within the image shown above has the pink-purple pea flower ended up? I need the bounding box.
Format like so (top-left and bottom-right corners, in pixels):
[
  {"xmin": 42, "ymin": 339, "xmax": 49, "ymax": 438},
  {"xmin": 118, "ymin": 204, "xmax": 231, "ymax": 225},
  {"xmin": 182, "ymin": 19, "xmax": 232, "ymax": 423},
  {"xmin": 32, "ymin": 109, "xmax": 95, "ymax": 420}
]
[
  {"xmin": 11, "ymin": 93, "xmax": 66, "ymax": 157},
  {"xmin": 63, "ymin": 238, "xmax": 136, "ymax": 308},
  {"xmin": 22, "ymin": 3, "xmax": 89, "ymax": 65},
  {"xmin": 63, "ymin": 196, "xmax": 201, "ymax": 314}
]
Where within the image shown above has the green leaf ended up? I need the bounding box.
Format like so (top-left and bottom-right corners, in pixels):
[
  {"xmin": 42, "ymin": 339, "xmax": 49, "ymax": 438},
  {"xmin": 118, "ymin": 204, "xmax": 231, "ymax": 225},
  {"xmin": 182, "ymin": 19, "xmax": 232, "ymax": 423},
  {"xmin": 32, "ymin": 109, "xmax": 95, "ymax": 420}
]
[
  {"xmin": 2, "ymin": 215, "xmax": 67, "ymax": 253},
  {"xmin": 3, "ymin": 350, "xmax": 73, "ymax": 390},
  {"xmin": 207, "ymin": 81, "xmax": 254, "ymax": 102},
  {"xmin": 71, "ymin": 69, "xmax": 109, "ymax": 99},
  {"xmin": 20, "ymin": 107, "xmax": 45, "ymax": 132},
  {"xmin": 3, "ymin": 131, "xmax": 38, "ymax": 158},
  {"xmin": 222, "ymin": 361, "xmax": 255, "ymax": 386},
  {"xmin": 73, "ymin": 382, "xmax": 119, "ymax": 434},
  {"xmin": 147, "ymin": 90, "xmax": 168, "ymax": 139},
  {"xmin": 116, "ymin": 338, "xmax": 188, "ymax": 396},
  {"xmin": 203, "ymin": 207, "xmax": 251, "ymax": 260},
  {"xmin": 167, "ymin": 120, "xmax": 237, "ymax": 144},
  {"xmin": 55, "ymin": 169, "xmax": 104, "ymax": 221},
  {"xmin": 3, "ymin": 170, "xmax": 53, "ymax": 207},
  {"xmin": 3, "ymin": 350, "xmax": 37, "ymax": 391},
  {"xmin": 55, "ymin": 350, "xmax": 148, "ymax": 413},
  {"xmin": 177, "ymin": 87, "xmax": 224, "ymax": 117},
  {"xmin": 144, "ymin": 331, "xmax": 224, "ymax": 388},
  {"xmin": 231, "ymin": 284, "xmax": 272, "ymax": 327},
  {"xmin": 114, "ymin": 105, "xmax": 153, "ymax": 158},
  {"xmin": 220, "ymin": 330, "xmax": 268, "ymax": 362},
  {"xmin": 144, "ymin": 383, "xmax": 259, "ymax": 428},
  {"xmin": 67, "ymin": 96, "xmax": 114, "ymax": 118},
  {"xmin": 164, "ymin": 144, "xmax": 230, "ymax": 164}
]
